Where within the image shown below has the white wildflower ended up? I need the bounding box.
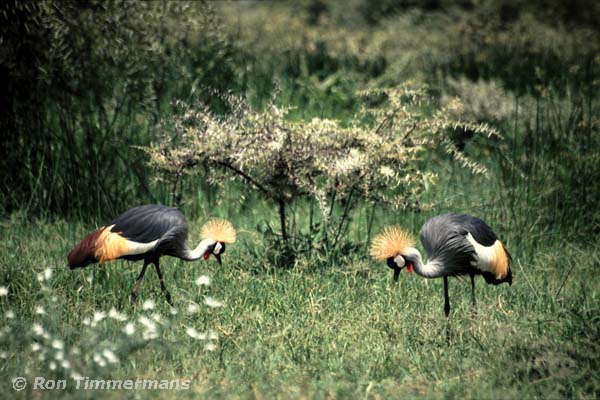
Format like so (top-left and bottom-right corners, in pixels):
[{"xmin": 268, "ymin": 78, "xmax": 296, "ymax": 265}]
[
  {"xmin": 204, "ymin": 343, "xmax": 217, "ymax": 351},
  {"xmin": 208, "ymin": 330, "xmax": 218, "ymax": 341},
  {"xmin": 82, "ymin": 317, "xmax": 91, "ymax": 326},
  {"xmin": 142, "ymin": 300, "xmax": 155, "ymax": 311},
  {"xmin": 187, "ymin": 303, "xmax": 201, "ymax": 314},
  {"xmin": 142, "ymin": 328, "xmax": 158, "ymax": 340},
  {"xmin": 185, "ymin": 327, "xmax": 200, "ymax": 339},
  {"xmin": 0, "ymin": 286, "xmax": 8, "ymax": 297},
  {"xmin": 44, "ymin": 268, "xmax": 53, "ymax": 281},
  {"xmin": 61, "ymin": 360, "xmax": 71, "ymax": 369},
  {"xmin": 92, "ymin": 353, "xmax": 106, "ymax": 368},
  {"xmin": 49, "ymin": 361, "xmax": 57, "ymax": 371},
  {"xmin": 54, "ymin": 351, "xmax": 64, "ymax": 361},
  {"xmin": 138, "ymin": 316, "xmax": 158, "ymax": 340},
  {"xmin": 169, "ymin": 308, "xmax": 178, "ymax": 316},
  {"xmin": 123, "ymin": 323, "xmax": 135, "ymax": 336},
  {"xmin": 138, "ymin": 316, "xmax": 155, "ymax": 329},
  {"xmin": 379, "ymin": 165, "xmax": 395, "ymax": 178},
  {"xmin": 204, "ymin": 297, "xmax": 224, "ymax": 308},
  {"xmin": 71, "ymin": 347, "xmax": 80, "ymax": 356},
  {"xmin": 102, "ymin": 349, "xmax": 119, "ymax": 364},
  {"xmin": 0, "ymin": 351, "xmax": 8, "ymax": 359},
  {"xmin": 38, "ymin": 353, "xmax": 45, "ymax": 361},
  {"xmin": 91, "ymin": 311, "xmax": 106, "ymax": 327},
  {"xmin": 5, "ymin": 310, "xmax": 14, "ymax": 319},
  {"xmin": 31, "ymin": 343, "xmax": 42, "ymax": 352},
  {"xmin": 195, "ymin": 275, "xmax": 211, "ymax": 286},
  {"xmin": 108, "ymin": 307, "xmax": 127, "ymax": 321},
  {"xmin": 34, "ymin": 305, "xmax": 46, "ymax": 315},
  {"xmin": 32, "ymin": 323, "xmax": 45, "ymax": 336},
  {"xmin": 151, "ymin": 313, "xmax": 162, "ymax": 324},
  {"xmin": 51, "ymin": 339, "xmax": 64, "ymax": 350}
]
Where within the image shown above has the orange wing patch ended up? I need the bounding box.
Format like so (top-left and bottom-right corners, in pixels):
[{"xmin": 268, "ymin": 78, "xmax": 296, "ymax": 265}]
[
  {"xmin": 491, "ymin": 241, "xmax": 511, "ymax": 279},
  {"xmin": 94, "ymin": 225, "xmax": 130, "ymax": 263}
]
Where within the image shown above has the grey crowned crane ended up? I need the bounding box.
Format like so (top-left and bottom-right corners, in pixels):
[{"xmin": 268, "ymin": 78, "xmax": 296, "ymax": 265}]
[
  {"xmin": 371, "ymin": 213, "xmax": 512, "ymax": 317},
  {"xmin": 67, "ymin": 204, "xmax": 236, "ymax": 305}
]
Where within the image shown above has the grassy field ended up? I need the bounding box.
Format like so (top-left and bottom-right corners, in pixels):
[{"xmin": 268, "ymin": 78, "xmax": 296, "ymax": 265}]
[
  {"xmin": 2, "ymin": 1, "xmax": 600, "ymax": 399},
  {"xmin": 1, "ymin": 173, "xmax": 599, "ymax": 399}
]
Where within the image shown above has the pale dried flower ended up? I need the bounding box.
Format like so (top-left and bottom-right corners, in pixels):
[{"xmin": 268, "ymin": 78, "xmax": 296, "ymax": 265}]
[
  {"xmin": 196, "ymin": 275, "xmax": 211, "ymax": 286},
  {"xmin": 204, "ymin": 297, "xmax": 224, "ymax": 308}
]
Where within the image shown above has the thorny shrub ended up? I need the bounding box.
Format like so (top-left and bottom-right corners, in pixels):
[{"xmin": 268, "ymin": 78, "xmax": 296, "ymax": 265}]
[{"xmin": 141, "ymin": 86, "xmax": 500, "ymax": 265}]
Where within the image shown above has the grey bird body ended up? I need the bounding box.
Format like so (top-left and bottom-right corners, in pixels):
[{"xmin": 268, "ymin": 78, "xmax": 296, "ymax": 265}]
[
  {"xmin": 419, "ymin": 213, "xmax": 511, "ymax": 285},
  {"xmin": 372, "ymin": 213, "xmax": 512, "ymax": 317},
  {"xmin": 109, "ymin": 204, "xmax": 192, "ymax": 261},
  {"xmin": 67, "ymin": 204, "xmax": 230, "ymax": 305}
]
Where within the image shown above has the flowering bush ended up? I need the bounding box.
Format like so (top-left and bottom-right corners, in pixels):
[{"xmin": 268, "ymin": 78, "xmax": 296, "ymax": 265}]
[{"xmin": 142, "ymin": 86, "xmax": 499, "ymax": 264}]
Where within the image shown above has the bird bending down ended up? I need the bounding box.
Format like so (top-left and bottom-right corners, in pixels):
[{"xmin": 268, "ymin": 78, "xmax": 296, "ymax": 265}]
[
  {"xmin": 67, "ymin": 204, "xmax": 236, "ymax": 305},
  {"xmin": 371, "ymin": 214, "xmax": 512, "ymax": 317}
]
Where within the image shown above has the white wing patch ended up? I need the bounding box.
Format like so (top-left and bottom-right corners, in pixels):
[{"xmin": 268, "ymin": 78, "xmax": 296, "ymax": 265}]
[
  {"xmin": 126, "ymin": 239, "xmax": 159, "ymax": 255},
  {"xmin": 466, "ymin": 232, "xmax": 497, "ymax": 273}
]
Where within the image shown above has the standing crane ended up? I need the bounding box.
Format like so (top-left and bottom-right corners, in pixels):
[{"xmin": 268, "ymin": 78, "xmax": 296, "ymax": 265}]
[
  {"xmin": 67, "ymin": 204, "xmax": 236, "ymax": 305},
  {"xmin": 371, "ymin": 213, "xmax": 512, "ymax": 317}
]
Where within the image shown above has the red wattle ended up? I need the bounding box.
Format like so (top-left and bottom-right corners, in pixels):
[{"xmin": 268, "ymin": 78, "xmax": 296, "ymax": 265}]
[
  {"xmin": 203, "ymin": 252, "xmax": 210, "ymax": 260},
  {"xmin": 407, "ymin": 263, "xmax": 414, "ymax": 273}
]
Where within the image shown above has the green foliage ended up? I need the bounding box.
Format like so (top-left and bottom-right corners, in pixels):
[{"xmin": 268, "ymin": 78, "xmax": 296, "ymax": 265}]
[{"xmin": 0, "ymin": 1, "xmax": 235, "ymax": 218}]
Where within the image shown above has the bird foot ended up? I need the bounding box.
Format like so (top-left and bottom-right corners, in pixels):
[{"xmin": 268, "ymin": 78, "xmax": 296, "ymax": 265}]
[
  {"xmin": 165, "ymin": 293, "xmax": 174, "ymax": 307},
  {"xmin": 130, "ymin": 292, "xmax": 138, "ymax": 304}
]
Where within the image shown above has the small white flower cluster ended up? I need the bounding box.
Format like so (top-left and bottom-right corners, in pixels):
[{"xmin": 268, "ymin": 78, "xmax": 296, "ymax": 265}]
[
  {"xmin": 30, "ymin": 322, "xmax": 79, "ymax": 374},
  {"xmin": 5, "ymin": 270, "xmax": 226, "ymax": 381},
  {"xmin": 185, "ymin": 328, "xmax": 219, "ymax": 351},
  {"xmin": 196, "ymin": 275, "xmax": 211, "ymax": 286},
  {"xmin": 93, "ymin": 349, "xmax": 119, "ymax": 367},
  {"xmin": 138, "ymin": 316, "xmax": 160, "ymax": 340},
  {"xmin": 36, "ymin": 268, "xmax": 53, "ymax": 283}
]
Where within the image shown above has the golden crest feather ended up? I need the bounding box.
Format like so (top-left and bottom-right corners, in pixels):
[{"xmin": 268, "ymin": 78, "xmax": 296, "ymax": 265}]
[
  {"xmin": 370, "ymin": 226, "xmax": 415, "ymax": 260},
  {"xmin": 200, "ymin": 219, "xmax": 236, "ymax": 244}
]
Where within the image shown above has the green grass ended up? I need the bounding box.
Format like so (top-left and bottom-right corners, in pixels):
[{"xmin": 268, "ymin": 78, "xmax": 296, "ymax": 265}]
[
  {"xmin": 1, "ymin": 181, "xmax": 599, "ymax": 399},
  {"xmin": 2, "ymin": 2, "xmax": 599, "ymax": 398}
]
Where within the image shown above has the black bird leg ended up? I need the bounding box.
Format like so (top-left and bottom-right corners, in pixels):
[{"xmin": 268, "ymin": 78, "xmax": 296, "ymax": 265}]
[
  {"xmin": 443, "ymin": 276, "xmax": 450, "ymax": 317},
  {"xmin": 153, "ymin": 260, "xmax": 173, "ymax": 306},
  {"xmin": 470, "ymin": 273, "xmax": 477, "ymax": 314},
  {"xmin": 443, "ymin": 276, "xmax": 452, "ymax": 343},
  {"xmin": 131, "ymin": 261, "xmax": 148, "ymax": 304}
]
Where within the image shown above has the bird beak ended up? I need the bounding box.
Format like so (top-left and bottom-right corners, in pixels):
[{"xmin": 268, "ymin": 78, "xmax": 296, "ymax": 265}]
[
  {"xmin": 393, "ymin": 267, "xmax": 401, "ymax": 282},
  {"xmin": 214, "ymin": 253, "xmax": 222, "ymax": 265}
]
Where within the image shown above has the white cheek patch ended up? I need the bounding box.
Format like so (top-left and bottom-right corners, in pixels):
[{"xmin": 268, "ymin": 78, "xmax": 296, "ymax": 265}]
[
  {"xmin": 213, "ymin": 242, "xmax": 223, "ymax": 255},
  {"xmin": 393, "ymin": 255, "xmax": 405, "ymax": 268}
]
